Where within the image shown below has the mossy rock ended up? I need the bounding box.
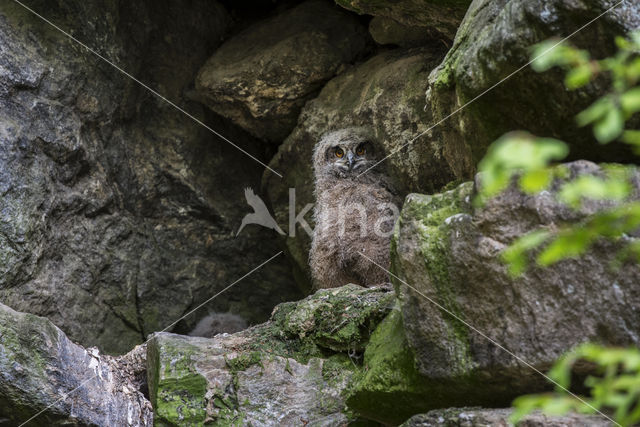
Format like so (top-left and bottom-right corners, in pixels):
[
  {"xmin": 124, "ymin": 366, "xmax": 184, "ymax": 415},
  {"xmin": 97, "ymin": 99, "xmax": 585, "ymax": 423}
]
[
  {"xmin": 147, "ymin": 334, "xmax": 209, "ymax": 426},
  {"xmin": 346, "ymin": 308, "xmax": 433, "ymax": 424}
]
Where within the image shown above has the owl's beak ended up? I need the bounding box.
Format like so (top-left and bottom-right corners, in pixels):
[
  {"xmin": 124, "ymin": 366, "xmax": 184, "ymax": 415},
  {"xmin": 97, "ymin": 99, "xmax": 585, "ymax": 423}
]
[{"xmin": 347, "ymin": 152, "xmax": 355, "ymax": 169}]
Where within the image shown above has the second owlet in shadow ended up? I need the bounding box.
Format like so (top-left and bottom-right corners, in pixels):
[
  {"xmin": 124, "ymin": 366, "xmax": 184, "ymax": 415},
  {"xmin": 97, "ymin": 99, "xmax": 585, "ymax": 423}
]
[{"xmin": 310, "ymin": 127, "xmax": 401, "ymax": 289}]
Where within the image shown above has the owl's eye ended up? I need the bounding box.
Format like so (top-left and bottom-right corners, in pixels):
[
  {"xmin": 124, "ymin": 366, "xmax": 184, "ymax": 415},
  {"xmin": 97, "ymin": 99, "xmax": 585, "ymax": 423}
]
[
  {"xmin": 334, "ymin": 147, "xmax": 344, "ymax": 158},
  {"xmin": 356, "ymin": 145, "xmax": 366, "ymax": 156}
]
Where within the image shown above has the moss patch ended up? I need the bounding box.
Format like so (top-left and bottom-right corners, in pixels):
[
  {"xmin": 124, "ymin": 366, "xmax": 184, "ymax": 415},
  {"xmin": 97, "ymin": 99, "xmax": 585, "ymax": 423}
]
[
  {"xmin": 147, "ymin": 335, "xmax": 208, "ymax": 426},
  {"xmin": 345, "ymin": 308, "xmax": 433, "ymax": 424}
]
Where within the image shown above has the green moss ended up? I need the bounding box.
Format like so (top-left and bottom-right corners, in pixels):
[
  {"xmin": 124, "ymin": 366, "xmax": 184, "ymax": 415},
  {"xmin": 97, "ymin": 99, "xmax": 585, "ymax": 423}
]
[
  {"xmin": 322, "ymin": 353, "xmax": 358, "ymax": 389},
  {"xmin": 393, "ymin": 184, "xmax": 475, "ymax": 375},
  {"xmin": 147, "ymin": 336, "xmax": 208, "ymax": 426},
  {"xmin": 345, "ymin": 309, "xmax": 432, "ymax": 424},
  {"xmin": 273, "ymin": 285, "xmax": 394, "ymax": 354},
  {"xmin": 225, "ymin": 351, "xmax": 263, "ymax": 373}
]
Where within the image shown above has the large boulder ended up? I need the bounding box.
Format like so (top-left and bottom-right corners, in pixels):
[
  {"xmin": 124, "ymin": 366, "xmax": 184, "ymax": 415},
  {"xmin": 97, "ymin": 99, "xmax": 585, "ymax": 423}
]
[
  {"xmin": 0, "ymin": 0, "xmax": 302, "ymax": 355},
  {"xmin": 146, "ymin": 284, "xmax": 394, "ymax": 425},
  {"xmin": 0, "ymin": 303, "xmax": 152, "ymax": 426},
  {"xmin": 263, "ymin": 46, "xmax": 469, "ymax": 286},
  {"xmin": 402, "ymin": 408, "xmax": 611, "ymax": 426},
  {"xmin": 427, "ymin": 0, "xmax": 640, "ymax": 166},
  {"xmin": 334, "ymin": 0, "xmax": 472, "ymax": 40},
  {"xmin": 194, "ymin": 0, "xmax": 370, "ymax": 143},
  {"xmin": 391, "ymin": 161, "xmax": 640, "ymax": 405}
]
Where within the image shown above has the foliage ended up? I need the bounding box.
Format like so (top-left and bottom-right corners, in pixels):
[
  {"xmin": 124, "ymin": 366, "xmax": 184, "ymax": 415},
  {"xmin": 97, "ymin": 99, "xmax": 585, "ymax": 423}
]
[
  {"xmin": 476, "ymin": 33, "xmax": 640, "ymax": 425},
  {"xmin": 510, "ymin": 344, "xmax": 640, "ymax": 426},
  {"xmin": 476, "ymin": 32, "xmax": 640, "ymax": 275}
]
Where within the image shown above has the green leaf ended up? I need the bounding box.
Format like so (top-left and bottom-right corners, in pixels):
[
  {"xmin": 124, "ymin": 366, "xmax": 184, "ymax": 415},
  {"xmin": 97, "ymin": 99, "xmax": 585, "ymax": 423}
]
[
  {"xmin": 520, "ymin": 168, "xmax": 552, "ymax": 193},
  {"xmin": 502, "ymin": 230, "xmax": 550, "ymax": 276},
  {"xmin": 593, "ymin": 107, "xmax": 624, "ymax": 143},
  {"xmin": 620, "ymin": 87, "xmax": 640, "ymax": 115},
  {"xmin": 621, "ymin": 130, "xmax": 640, "ymax": 147},
  {"xmin": 576, "ymin": 97, "xmax": 613, "ymax": 127},
  {"xmin": 531, "ymin": 39, "xmax": 567, "ymax": 71},
  {"xmin": 565, "ymin": 64, "xmax": 593, "ymax": 89},
  {"xmin": 476, "ymin": 133, "xmax": 568, "ymax": 204},
  {"xmin": 558, "ymin": 175, "xmax": 630, "ymax": 208},
  {"xmin": 537, "ymin": 229, "xmax": 593, "ymax": 266}
]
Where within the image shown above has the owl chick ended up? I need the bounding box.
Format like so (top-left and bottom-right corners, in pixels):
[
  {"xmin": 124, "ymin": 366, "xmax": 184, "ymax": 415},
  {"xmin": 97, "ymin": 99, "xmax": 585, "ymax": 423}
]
[{"xmin": 309, "ymin": 127, "xmax": 400, "ymax": 289}]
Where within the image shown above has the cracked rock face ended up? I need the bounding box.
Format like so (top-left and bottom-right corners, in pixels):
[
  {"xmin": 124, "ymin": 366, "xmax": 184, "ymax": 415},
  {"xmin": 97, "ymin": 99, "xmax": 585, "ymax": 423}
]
[
  {"xmin": 392, "ymin": 161, "xmax": 640, "ymax": 406},
  {"xmin": 195, "ymin": 0, "xmax": 370, "ymax": 143},
  {"xmin": 0, "ymin": 303, "xmax": 152, "ymax": 426},
  {"xmin": 0, "ymin": 0, "xmax": 301, "ymax": 355}
]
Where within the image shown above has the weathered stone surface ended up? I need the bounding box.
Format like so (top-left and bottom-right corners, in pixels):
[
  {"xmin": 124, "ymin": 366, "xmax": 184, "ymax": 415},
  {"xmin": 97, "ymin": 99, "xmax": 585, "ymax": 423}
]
[
  {"xmin": 263, "ymin": 47, "xmax": 465, "ymax": 285},
  {"xmin": 402, "ymin": 408, "xmax": 612, "ymax": 426},
  {"xmin": 427, "ymin": 0, "xmax": 640, "ymax": 166},
  {"xmin": 146, "ymin": 284, "xmax": 394, "ymax": 425},
  {"xmin": 392, "ymin": 161, "xmax": 640, "ymax": 406},
  {"xmin": 0, "ymin": 0, "xmax": 302, "ymax": 355},
  {"xmin": 335, "ymin": 0, "xmax": 472, "ymax": 39},
  {"xmin": 369, "ymin": 16, "xmax": 436, "ymax": 48},
  {"xmin": 0, "ymin": 303, "xmax": 152, "ymax": 426},
  {"xmin": 195, "ymin": 0, "xmax": 370, "ymax": 142}
]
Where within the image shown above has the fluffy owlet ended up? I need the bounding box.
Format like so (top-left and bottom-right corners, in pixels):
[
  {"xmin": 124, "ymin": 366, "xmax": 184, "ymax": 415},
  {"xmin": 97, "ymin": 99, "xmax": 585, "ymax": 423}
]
[{"xmin": 309, "ymin": 127, "xmax": 401, "ymax": 289}]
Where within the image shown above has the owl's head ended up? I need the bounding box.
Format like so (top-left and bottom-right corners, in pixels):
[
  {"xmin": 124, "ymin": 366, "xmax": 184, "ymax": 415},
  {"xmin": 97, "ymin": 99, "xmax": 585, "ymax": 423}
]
[{"xmin": 313, "ymin": 127, "xmax": 379, "ymax": 179}]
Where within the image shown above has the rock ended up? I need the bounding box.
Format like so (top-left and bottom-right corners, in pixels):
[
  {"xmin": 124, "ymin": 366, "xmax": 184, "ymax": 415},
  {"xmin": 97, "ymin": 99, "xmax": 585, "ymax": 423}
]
[
  {"xmin": 146, "ymin": 284, "xmax": 394, "ymax": 425},
  {"xmin": 427, "ymin": 0, "xmax": 640, "ymax": 166},
  {"xmin": 263, "ymin": 47, "xmax": 465, "ymax": 285},
  {"xmin": 346, "ymin": 307, "xmax": 432, "ymax": 425},
  {"xmin": 402, "ymin": 408, "xmax": 612, "ymax": 426},
  {"xmin": 334, "ymin": 0, "xmax": 472, "ymax": 39},
  {"xmin": 0, "ymin": 303, "xmax": 152, "ymax": 426},
  {"xmin": 0, "ymin": 0, "xmax": 302, "ymax": 355},
  {"xmin": 391, "ymin": 161, "xmax": 640, "ymax": 406},
  {"xmin": 369, "ymin": 16, "xmax": 437, "ymax": 48},
  {"xmin": 194, "ymin": 0, "xmax": 370, "ymax": 142}
]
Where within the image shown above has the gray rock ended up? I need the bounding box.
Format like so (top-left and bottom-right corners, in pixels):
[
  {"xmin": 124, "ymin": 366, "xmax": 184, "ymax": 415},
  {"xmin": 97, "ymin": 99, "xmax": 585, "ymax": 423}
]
[
  {"xmin": 334, "ymin": 0, "xmax": 472, "ymax": 40},
  {"xmin": 146, "ymin": 284, "xmax": 394, "ymax": 425},
  {"xmin": 195, "ymin": 0, "xmax": 370, "ymax": 142},
  {"xmin": 427, "ymin": 0, "xmax": 640, "ymax": 166},
  {"xmin": 369, "ymin": 16, "xmax": 437, "ymax": 48},
  {"xmin": 0, "ymin": 303, "xmax": 152, "ymax": 426},
  {"xmin": 402, "ymin": 408, "xmax": 612, "ymax": 426},
  {"xmin": 0, "ymin": 0, "xmax": 302, "ymax": 355},
  {"xmin": 392, "ymin": 161, "xmax": 640, "ymax": 405},
  {"xmin": 263, "ymin": 47, "xmax": 464, "ymax": 287}
]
